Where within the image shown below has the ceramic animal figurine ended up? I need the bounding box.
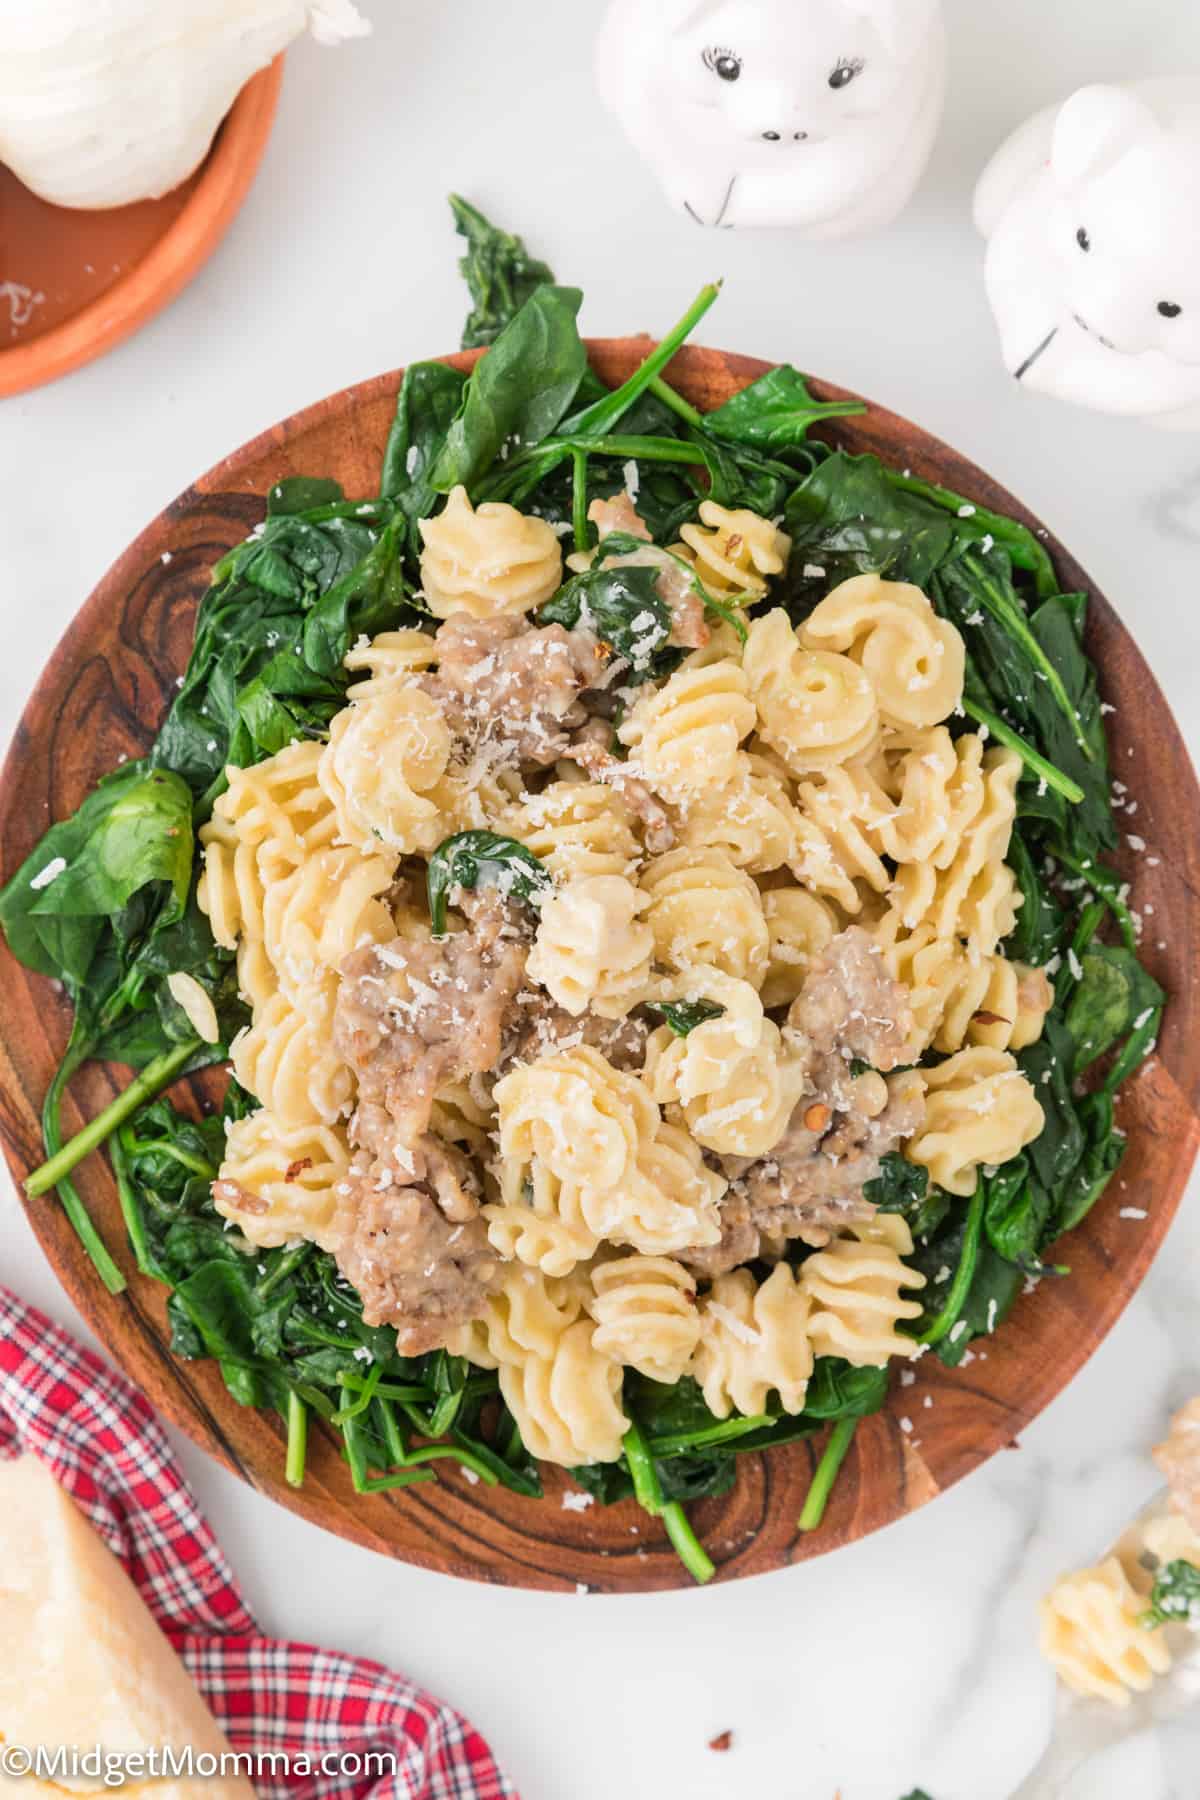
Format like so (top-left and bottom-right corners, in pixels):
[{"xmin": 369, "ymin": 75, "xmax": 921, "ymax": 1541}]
[
  {"xmin": 975, "ymin": 80, "xmax": 1200, "ymax": 429},
  {"xmin": 596, "ymin": 0, "xmax": 946, "ymax": 236}
]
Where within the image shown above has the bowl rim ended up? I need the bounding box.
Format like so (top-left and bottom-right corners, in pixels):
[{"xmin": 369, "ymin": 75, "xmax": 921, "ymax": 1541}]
[{"xmin": 0, "ymin": 57, "xmax": 284, "ymax": 401}]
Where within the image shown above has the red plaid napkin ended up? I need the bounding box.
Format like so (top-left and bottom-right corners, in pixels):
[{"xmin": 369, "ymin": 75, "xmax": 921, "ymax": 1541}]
[{"xmin": 0, "ymin": 1287, "xmax": 518, "ymax": 1800}]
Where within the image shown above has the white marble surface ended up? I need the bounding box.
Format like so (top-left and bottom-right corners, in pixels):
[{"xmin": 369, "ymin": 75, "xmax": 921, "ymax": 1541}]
[{"xmin": 3, "ymin": 4, "xmax": 1200, "ymax": 1797}]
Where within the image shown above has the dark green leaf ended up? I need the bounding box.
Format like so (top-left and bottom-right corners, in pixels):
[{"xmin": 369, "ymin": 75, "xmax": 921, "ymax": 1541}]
[
  {"xmin": 654, "ymin": 1000, "xmax": 726, "ymax": 1038},
  {"xmin": 538, "ymin": 560, "xmax": 672, "ymax": 674},
  {"xmin": 426, "ymin": 831, "xmax": 552, "ymax": 936},
  {"xmin": 267, "ymin": 477, "xmax": 345, "ymax": 515},
  {"xmin": 431, "ymin": 285, "xmax": 587, "ymax": 493},
  {"xmin": 450, "ymin": 194, "xmax": 557, "ymax": 350},
  {"xmin": 705, "ymin": 364, "xmax": 864, "ymax": 452},
  {"xmin": 1019, "ymin": 1017, "xmax": 1085, "ymax": 1190},
  {"xmin": 1065, "ymin": 945, "xmax": 1165, "ymax": 1073}
]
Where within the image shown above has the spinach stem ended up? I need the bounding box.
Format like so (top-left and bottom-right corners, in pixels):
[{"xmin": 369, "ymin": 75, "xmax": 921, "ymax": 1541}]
[
  {"xmin": 647, "ymin": 1413, "xmax": 774, "ymax": 1458},
  {"xmin": 571, "ymin": 448, "xmax": 590, "ymax": 558},
  {"xmin": 567, "ymin": 283, "xmax": 722, "ymax": 440},
  {"xmin": 256, "ymin": 1241, "xmax": 313, "ymax": 1301},
  {"xmin": 623, "ymin": 1420, "xmax": 714, "ymax": 1584},
  {"xmin": 798, "ymin": 1417, "xmax": 858, "ymax": 1532},
  {"xmin": 1053, "ymin": 849, "xmax": 1139, "ymax": 953},
  {"xmin": 332, "ymin": 1359, "xmax": 384, "ymax": 1423},
  {"xmin": 662, "ymin": 1503, "xmax": 716, "ymax": 1585},
  {"xmin": 37, "ymin": 1056, "xmax": 126, "ymax": 1294},
  {"xmin": 26, "ymin": 1039, "xmax": 200, "ymax": 1200},
  {"xmin": 110, "ymin": 1131, "xmax": 157, "ymax": 1281},
  {"xmin": 285, "ymin": 1391, "xmax": 308, "ymax": 1488},
  {"xmin": 962, "ymin": 700, "xmax": 1084, "ymax": 804},
  {"xmin": 960, "ymin": 553, "xmax": 1093, "ymax": 760},
  {"xmin": 918, "ymin": 1182, "xmax": 986, "ymax": 1347},
  {"xmin": 647, "ymin": 374, "xmax": 704, "ymax": 429},
  {"xmin": 1102, "ymin": 1005, "xmax": 1162, "ymax": 1096}
]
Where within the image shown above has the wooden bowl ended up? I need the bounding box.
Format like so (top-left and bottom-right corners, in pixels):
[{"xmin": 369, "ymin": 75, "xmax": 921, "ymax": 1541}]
[
  {"xmin": 2, "ymin": 342, "xmax": 1197, "ymax": 1592},
  {"xmin": 0, "ymin": 59, "xmax": 283, "ymax": 400}
]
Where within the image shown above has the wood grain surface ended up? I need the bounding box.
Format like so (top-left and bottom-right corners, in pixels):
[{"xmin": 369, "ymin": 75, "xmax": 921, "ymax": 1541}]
[{"xmin": 2, "ymin": 341, "xmax": 1197, "ymax": 1592}]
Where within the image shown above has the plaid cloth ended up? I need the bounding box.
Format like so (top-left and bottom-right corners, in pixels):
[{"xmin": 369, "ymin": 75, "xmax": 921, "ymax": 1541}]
[{"xmin": 0, "ymin": 1287, "xmax": 518, "ymax": 1800}]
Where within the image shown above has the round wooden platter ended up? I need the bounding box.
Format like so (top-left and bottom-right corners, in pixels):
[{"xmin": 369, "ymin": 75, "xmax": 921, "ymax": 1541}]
[{"xmin": 2, "ymin": 342, "xmax": 1198, "ymax": 1593}]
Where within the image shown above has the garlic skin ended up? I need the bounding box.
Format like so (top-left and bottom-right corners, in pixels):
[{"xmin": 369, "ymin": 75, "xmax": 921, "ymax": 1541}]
[{"xmin": 0, "ymin": 0, "xmax": 371, "ymax": 210}]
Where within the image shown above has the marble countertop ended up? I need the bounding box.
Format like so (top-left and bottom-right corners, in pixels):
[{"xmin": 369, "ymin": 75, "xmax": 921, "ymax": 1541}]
[{"xmin": 3, "ymin": 3, "xmax": 1200, "ymax": 1796}]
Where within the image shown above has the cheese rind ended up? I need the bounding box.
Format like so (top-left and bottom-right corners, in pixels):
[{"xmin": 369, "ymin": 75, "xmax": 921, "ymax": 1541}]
[{"xmin": 0, "ymin": 1457, "xmax": 255, "ymax": 1800}]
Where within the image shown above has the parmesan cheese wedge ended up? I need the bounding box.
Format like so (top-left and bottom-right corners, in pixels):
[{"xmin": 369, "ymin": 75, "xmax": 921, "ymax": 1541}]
[{"xmin": 0, "ymin": 1456, "xmax": 255, "ymax": 1800}]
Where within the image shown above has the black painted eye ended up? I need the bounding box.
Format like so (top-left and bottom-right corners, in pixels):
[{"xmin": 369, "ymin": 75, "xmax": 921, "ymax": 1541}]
[
  {"xmin": 703, "ymin": 46, "xmax": 742, "ymax": 82},
  {"xmin": 1159, "ymin": 300, "xmax": 1183, "ymax": 319},
  {"xmin": 1076, "ymin": 227, "xmax": 1091, "ymax": 252},
  {"xmin": 829, "ymin": 57, "xmax": 865, "ymax": 90}
]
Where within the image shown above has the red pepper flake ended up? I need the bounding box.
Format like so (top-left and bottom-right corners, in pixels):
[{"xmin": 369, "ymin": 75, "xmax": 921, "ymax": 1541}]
[
  {"xmin": 707, "ymin": 1731, "xmax": 733, "ymax": 1753},
  {"xmin": 972, "ymin": 1009, "xmax": 1012, "ymax": 1027},
  {"xmin": 284, "ymin": 1157, "xmax": 313, "ymax": 1182}
]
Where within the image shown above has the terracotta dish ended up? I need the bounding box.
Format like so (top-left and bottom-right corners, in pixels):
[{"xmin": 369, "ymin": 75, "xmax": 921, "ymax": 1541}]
[
  {"xmin": 0, "ymin": 59, "xmax": 283, "ymax": 400},
  {"xmin": 1, "ymin": 342, "xmax": 1196, "ymax": 1591}
]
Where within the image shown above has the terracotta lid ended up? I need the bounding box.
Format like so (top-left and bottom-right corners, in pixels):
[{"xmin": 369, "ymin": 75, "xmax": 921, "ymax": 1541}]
[{"xmin": 0, "ymin": 57, "xmax": 284, "ymax": 400}]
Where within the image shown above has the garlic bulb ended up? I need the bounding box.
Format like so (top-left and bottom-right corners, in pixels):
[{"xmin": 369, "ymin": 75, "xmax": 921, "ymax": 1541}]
[{"xmin": 0, "ymin": 0, "xmax": 370, "ymax": 210}]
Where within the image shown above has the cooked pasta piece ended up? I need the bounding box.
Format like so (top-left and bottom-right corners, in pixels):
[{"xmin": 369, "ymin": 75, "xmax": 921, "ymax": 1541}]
[
  {"xmin": 644, "ymin": 972, "xmax": 766, "ymax": 1106},
  {"xmin": 872, "ymin": 725, "xmax": 986, "ymax": 865},
  {"xmin": 802, "ymin": 1215, "xmax": 927, "ymax": 1366},
  {"xmin": 675, "ymin": 750, "xmax": 800, "ymax": 874},
  {"xmin": 213, "ymin": 1110, "xmax": 351, "ymax": 1253},
  {"xmin": 692, "ymin": 1263, "xmax": 814, "ymax": 1418},
  {"xmin": 210, "ymin": 740, "xmax": 336, "ymax": 866},
  {"xmin": 343, "ymin": 627, "xmax": 439, "ymax": 697},
  {"xmin": 877, "ymin": 920, "xmax": 1053, "ymax": 1058},
  {"xmin": 743, "ymin": 608, "xmax": 878, "ymax": 775},
  {"xmin": 760, "ymin": 887, "xmax": 837, "ymax": 1009},
  {"xmin": 674, "ymin": 501, "xmax": 791, "ymax": 601},
  {"xmin": 618, "ymin": 657, "xmax": 756, "ymax": 799},
  {"xmin": 448, "ymin": 1261, "xmax": 589, "ymax": 1370},
  {"xmin": 418, "ymin": 484, "xmax": 563, "ymax": 620},
  {"xmin": 498, "ymin": 1319, "xmax": 629, "ymax": 1465},
  {"xmin": 649, "ymin": 995, "xmax": 804, "ymax": 1160},
  {"xmin": 639, "ymin": 846, "xmax": 769, "ymax": 985},
  {"xmin": 318, "ymin": 682, "xmax": 453, "ymax": 854},
  {"xmin": 887, "ymin": 746, "xmax": 1023, "ymax": 955},
  {"xmin": 906, "ymin": 1047, "xmax": 1044, "ymax": 1196},
  {"xmin": 495, "ymin": 1044, "xmax": 659, "ymax": 1191},
  {"xmin": 526, "ymin": 874, "xmax": 654, "ymax": 1018},
  {"xmin": 584, "ymin": 1120, "xmax": 725, "ymax": 1256},
  {"xmin": 231, "ymin": 988, "xmax": 355, "ymax": 1126},
  {"xmin": 261, "ymin": 844, "xmax": 394, "ymax": 1000},
  {"xmin": 1039, "ymin": 1560, "xmax": 1172, "ymax": 1706},
  {"xmin": 588, "ymin": 1255, "xmax": 701, "ymax": 1384},
  {"xmin": 792, "ymin": 766, "xmax": 894, "ymax": 914},
  {"xmin": 197, "ymin": 813, "xmax": 265, "ymax": 950},
  {"xmin": 502, "ymin": 777, "xmax": 639, "ymax": 881},
  {"xmin": 800, "ymin": 573, "xmax": 965, "ymax": 730},
  {"xmin": 484, "ymin": 1156, "xmax": 601, "ymax": 1278}
]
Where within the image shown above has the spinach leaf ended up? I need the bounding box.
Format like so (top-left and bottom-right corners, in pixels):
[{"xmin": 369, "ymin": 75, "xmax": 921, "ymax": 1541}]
[
  {"xmin": 537, "ymin": 560, "xmax": 672, "ymax": 674},
  {"xmin": 450, "ymin": 194, "xmax": 557, "ymax": 350},
  {"xmin": 866, "ymin": 1154, "xmax": 949, "ymax": 1241},
  {"xmin": 1049, "ymin": 1090, "xmax": 1126, "ymax": 1240},
  {"xmin": 1141, "ymin": 1560, "xmax": 1200, "ymax": 1629},
  {"xmin": 380, "ymin": 360, "xmax": 469, "ymax": 540},
  {"xmin": 783, "ymin": 451, "xmax": 958, "ymax": 601},
  {"xmin": 705, "ymin": 364, "xmax": 864, "ymax": 454},
  {"xmin": 982, "ymin": 1156, "xmax": 1053, "ymax": 1274},
  {"xmin": 1005, "ymin": 832, "xmax": 1067, "ymax": 966},
  {"xmin": 267, "ymin": 476, "xmax": 346, "ymax": 515},
  {"xmin": 1026, "ymin": 595, "xmax": 1115, "ymax": 854},
  {"xmin": 426, "ymin": 831, "xmax": 552, "ymax": 936},
  {"xmin": 654, "ymin": 1000, "xmax": 726, "ymax": 1038},
  {"xmin": 1019, "ymin": 1017, "xmax": 1085, "ymax": 1191},
  {"xmin": 801, "ymin": 1359, "xmax": 890, "ymax": 1421},
  {"xmin": 1066, "ymin": 945, "xmax": 1165, "ymax": 1073},
  {"xmin": 0, "ymin": 763, "xmax": 191, "ymax": 981},
  {"xmin": 431, "ymin": 285, "xmax": 587, "ymax": 494}
]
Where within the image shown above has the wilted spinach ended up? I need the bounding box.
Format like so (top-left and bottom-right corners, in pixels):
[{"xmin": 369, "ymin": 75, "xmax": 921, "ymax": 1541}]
[
  {"xmin": 1141, "ymin": 1559, "xmax": 1200, "ymax": 1629},
  {"xmin": 427, "ymin": 831, "xmax": 552, "ymax": 936},
  {"xmin": 451, "ymin": 193, "xmax": 557, "ymax": 350}
]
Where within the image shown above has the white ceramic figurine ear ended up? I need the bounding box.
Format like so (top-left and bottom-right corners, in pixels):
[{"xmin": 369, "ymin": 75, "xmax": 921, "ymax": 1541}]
[
  {"xmin": 975, "ymin": 78, "xmax": 1200, "ymax": 429},
  {"xmin": 1050, "ymin": 84, "xmax": 1162, "ymax": 188},
  {"xmin": 595, "ymin": 0, "xmax": 946, "ymax": 236}
]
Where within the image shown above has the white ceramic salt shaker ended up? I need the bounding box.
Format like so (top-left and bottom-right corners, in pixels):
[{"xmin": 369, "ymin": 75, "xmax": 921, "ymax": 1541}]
[
  {"xmin": 596, "ymin": 0, "xmax": 946, "ymax": 236},
  {"xmin": 975, "ymin": 80, "xmax": 1200, "ymax": 429}
]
